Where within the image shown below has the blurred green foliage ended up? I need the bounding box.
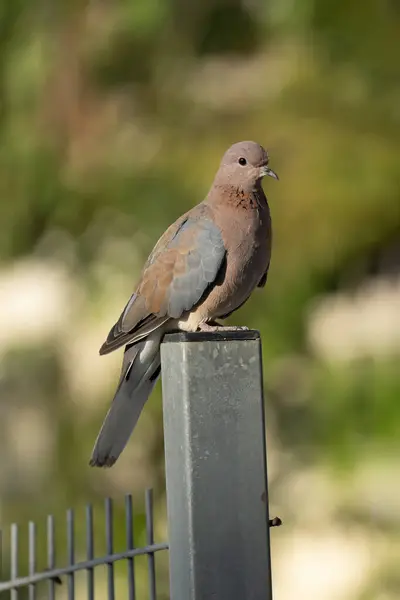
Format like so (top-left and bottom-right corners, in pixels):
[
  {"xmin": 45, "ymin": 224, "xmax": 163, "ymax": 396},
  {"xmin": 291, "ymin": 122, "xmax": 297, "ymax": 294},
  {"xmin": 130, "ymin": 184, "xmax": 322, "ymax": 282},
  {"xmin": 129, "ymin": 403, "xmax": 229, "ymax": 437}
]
[{"xmin": 0, "ymin": 1, "xmax": 399, "ymax": 599}]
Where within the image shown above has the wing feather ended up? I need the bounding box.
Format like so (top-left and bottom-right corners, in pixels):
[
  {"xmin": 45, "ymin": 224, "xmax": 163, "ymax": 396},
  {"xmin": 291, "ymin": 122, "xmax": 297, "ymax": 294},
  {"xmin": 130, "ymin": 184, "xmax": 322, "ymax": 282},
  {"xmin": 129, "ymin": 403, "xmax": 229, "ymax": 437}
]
[{"xmin": 99, "ymin": 204, "xmax": 226, "ymax": 354}]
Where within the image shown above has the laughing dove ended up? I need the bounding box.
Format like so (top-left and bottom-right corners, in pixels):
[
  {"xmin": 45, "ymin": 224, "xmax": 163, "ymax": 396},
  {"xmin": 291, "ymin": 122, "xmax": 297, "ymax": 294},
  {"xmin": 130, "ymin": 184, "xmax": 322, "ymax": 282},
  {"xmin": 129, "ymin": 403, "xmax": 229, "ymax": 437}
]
[{"xmin": 90, "ymin": 141, "xmax": 278, "ymax": 467}]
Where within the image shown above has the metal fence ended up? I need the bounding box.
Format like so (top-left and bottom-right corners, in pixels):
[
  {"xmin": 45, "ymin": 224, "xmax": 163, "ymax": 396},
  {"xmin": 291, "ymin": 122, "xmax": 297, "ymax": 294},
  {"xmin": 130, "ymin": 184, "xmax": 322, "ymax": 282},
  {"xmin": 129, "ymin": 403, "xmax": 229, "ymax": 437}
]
[
  {"xmin": 0, "ymin": 330, "xmax": 276, "ymax": 600},
  {"xmin": 0, "ymin": 490, "xmax": 168, "ymax": 600}
]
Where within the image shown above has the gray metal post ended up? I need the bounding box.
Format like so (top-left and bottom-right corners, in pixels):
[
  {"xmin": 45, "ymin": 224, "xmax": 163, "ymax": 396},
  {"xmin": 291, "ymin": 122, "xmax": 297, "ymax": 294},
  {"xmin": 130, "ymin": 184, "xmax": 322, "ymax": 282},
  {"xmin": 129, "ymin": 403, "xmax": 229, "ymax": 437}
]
[{"xmin": 161, "ymin": 330, "xmax": 273, "ymax": 600}]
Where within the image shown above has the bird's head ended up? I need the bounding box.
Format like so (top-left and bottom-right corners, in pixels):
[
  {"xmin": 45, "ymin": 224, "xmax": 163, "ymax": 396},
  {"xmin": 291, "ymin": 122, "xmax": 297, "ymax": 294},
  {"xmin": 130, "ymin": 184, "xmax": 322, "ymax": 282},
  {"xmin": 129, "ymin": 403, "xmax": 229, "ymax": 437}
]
[{"xmin": 216, "ymin": 141, "xmax": 278, "ymax": 192}]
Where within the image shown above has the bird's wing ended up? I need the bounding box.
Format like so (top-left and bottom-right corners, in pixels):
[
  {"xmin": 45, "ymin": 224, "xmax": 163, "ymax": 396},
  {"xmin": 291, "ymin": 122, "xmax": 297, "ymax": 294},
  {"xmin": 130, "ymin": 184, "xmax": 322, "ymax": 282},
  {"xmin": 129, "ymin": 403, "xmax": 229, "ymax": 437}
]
[
  {"xmin": 220, "ymin": 260, "xmax": 270, "ymax": 320},
  {"xmin": 257, "ymin": 265, "xmax": 269, "ymax": 288},
  {"xmin": 99, "ymin": 204, "xmax": 226, "ymax": 355}
]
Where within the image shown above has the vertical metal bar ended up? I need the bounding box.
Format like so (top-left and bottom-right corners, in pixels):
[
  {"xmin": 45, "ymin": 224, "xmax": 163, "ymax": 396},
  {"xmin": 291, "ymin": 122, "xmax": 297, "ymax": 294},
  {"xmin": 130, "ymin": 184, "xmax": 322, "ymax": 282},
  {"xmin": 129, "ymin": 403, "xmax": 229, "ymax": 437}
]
[
  {"xmin": 67, "ymin": 510, "xmax": 75, "ymax": 600},
  {"xmin": 28, "ymin": 522, "xmax": 37, "ymax": 600},
  {"xmin": 125, "ymin": 495, "xmax": 136, "ymax": 600},
  {"xmin": 161, "ymin": 330, "xmax": 273, "ymax": 600},
  {"xmin": 105, "ymin": 498, "xmax": 115, "ymax": 600},
  {"xmin": 10, "ymin": 524, "xmax": 18, "ymax": 600},
  {"xmin": 145, "ymin": 490, "xmax": 156, "ymax": 600},
  {"xmin": 0, "ymin": 529, "xmax": 2, "ymax": 581},
  {"xmin": 47, "ymin": 515, "xmax": 56, "ymax": 600},
  {"xmin": 86, "ymin": 505, "xmax": 94, "ymax": 600}
]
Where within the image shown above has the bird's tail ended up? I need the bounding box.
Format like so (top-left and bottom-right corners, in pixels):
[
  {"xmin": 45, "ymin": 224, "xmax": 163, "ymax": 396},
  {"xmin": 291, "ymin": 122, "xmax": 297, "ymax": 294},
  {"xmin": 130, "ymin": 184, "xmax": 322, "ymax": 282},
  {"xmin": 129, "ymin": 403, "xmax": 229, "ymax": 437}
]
[{"xmin": 89, "ymin": 330, "xmax": 163, "ymax": 467}]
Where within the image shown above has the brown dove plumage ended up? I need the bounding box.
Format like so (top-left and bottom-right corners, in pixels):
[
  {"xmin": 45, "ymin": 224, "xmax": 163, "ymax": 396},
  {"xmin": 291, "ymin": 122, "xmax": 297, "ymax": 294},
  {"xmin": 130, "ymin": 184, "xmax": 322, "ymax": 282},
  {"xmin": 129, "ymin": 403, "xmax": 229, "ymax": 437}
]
[{"xmin": 90, "ymin": 141, "xmax": 278, "ymax": 467}]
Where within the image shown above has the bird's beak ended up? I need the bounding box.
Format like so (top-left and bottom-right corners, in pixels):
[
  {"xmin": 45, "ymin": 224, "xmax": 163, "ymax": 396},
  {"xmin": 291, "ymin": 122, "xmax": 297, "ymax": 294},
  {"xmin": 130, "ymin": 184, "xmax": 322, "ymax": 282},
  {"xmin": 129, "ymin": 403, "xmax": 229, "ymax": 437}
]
[{"xmin": 260, "ymin": 165, "xmax": 279, "ymax": 180}]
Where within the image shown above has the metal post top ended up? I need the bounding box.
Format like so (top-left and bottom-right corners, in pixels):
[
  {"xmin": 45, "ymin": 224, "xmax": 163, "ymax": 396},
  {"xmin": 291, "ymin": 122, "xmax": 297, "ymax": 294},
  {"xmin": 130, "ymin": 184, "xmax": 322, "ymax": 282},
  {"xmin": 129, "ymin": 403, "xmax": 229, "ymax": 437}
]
[{"xmin": 162, "ymin": 329, "xmax": 260, "ymax": 344}]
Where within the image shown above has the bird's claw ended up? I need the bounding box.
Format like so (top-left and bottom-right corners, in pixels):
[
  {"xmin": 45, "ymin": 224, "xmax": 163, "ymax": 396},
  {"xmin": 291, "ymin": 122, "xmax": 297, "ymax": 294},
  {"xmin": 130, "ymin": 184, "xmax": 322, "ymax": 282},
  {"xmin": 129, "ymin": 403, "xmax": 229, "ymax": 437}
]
[{"xmin": 199, "ymin": 324, "xmax": 250, "ymax": 333}]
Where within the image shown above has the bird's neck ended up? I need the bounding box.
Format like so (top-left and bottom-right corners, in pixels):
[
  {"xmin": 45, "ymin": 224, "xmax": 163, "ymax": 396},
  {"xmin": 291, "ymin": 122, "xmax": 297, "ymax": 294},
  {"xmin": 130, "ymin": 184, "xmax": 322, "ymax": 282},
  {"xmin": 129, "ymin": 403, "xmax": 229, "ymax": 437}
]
[{"xmin": 208, "ymin": 182, "xmax": 266, "ymax": 211}]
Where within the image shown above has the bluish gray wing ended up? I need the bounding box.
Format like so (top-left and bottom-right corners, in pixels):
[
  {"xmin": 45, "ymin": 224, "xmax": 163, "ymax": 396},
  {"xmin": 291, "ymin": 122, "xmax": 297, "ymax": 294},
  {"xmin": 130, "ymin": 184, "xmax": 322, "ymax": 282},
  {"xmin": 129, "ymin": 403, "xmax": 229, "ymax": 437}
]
[
  {"xmin": 138, "ymin": 214, "xmax": 226, "ymax": 318},
  {"xmin": 99, "ymin": 208, "xmax": 226, "ymax": 355}
]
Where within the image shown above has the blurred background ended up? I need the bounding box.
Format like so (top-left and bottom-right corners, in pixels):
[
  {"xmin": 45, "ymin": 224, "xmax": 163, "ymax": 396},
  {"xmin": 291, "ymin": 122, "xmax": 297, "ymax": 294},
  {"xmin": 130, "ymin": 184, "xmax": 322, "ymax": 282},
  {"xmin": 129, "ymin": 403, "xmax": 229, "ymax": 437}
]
[{"xmin": 0, "ymin": 0, "xmax": 399, "ymax": 599}]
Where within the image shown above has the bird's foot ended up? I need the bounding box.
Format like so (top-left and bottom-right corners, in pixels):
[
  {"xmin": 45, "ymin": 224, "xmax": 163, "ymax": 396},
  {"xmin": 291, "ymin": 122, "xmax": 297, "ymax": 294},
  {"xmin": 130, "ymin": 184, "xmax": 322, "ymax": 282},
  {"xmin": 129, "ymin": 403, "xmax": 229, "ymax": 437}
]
[{"xmin": 198, "ymin": 323, "xmax": 249, "ymax": 333}]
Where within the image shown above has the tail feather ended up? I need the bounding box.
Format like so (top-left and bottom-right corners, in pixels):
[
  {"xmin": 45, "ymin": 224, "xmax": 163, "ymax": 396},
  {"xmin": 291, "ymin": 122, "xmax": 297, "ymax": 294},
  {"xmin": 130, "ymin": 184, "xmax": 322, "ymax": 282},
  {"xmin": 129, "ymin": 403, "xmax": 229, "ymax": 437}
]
[{"xmin": 90, "ymin": 332, "xmax": 162, "ymax": 467}]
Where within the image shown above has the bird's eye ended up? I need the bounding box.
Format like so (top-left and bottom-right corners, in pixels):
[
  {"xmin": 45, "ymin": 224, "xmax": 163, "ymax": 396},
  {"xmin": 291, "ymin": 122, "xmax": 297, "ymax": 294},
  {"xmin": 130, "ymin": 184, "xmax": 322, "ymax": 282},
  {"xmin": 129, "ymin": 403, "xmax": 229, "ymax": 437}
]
[{"xmin": 238, "ymin": 157, "xmax": 247, "ymax": 166}]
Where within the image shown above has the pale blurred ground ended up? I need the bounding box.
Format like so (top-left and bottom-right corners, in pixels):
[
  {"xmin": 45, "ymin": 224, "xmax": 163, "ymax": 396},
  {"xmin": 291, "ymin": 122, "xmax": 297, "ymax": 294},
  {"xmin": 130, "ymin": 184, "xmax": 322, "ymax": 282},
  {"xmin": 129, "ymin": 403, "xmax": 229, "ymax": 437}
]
[{"xmin": 0, "ymin": 1, "xmax": 399, "ymax": 599}]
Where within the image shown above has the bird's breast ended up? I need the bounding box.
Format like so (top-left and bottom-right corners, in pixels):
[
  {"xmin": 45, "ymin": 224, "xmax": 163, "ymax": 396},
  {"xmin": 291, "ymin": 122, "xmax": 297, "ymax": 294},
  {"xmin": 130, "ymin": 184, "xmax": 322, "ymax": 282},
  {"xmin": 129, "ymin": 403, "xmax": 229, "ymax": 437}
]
[{"xmin": 197, "ymin": 203, "xmax": 272, "ymax": 319}]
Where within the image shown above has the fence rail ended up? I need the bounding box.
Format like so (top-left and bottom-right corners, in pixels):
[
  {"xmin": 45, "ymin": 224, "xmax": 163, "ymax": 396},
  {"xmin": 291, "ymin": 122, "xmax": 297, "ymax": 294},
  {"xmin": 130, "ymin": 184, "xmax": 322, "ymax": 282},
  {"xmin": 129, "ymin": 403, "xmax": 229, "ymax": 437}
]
[{"xmin": 0, "ymin": 490, "xmax": 168, "ymax": 600}]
